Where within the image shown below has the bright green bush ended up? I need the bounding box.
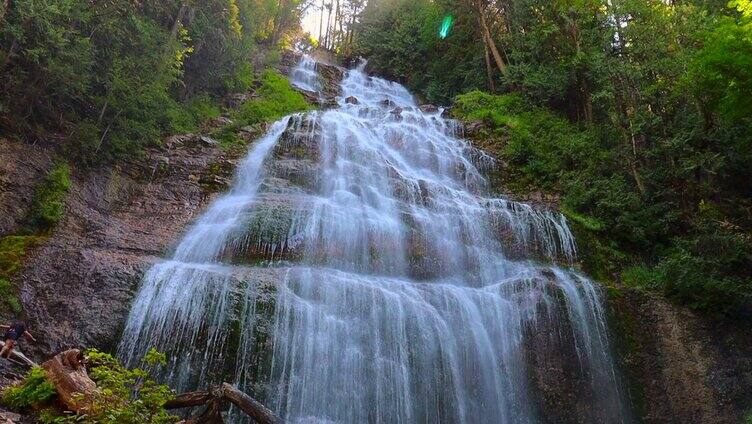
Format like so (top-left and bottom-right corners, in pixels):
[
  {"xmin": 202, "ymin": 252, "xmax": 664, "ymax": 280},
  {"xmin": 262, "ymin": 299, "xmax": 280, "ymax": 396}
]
[
  {"xmin": 2, "ymin": 367, "xmax": 57, "ymax": 410},
  {"xmin": 38, "ymin": 349, "xmax": 178, "ymax": 424},
  {"xmin": 233, "ymin": 70, "xmax": 312, "ymax": 126}
]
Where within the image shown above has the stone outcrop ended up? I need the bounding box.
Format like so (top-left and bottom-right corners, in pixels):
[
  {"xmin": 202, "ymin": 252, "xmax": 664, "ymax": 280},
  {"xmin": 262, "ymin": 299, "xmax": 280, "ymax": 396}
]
[
  {"xmin": 1, "ymin": 136, "xmax": 233, "ymax": 358},
  {"xmin": 279, "ymin": 50, "xmax": 344, "ymax": 108},
  {"xmin": 608, "ymin": 288, "xmax": 752, "ymax": 423},
  {"xmin": 0, "ymin": 140, "xmax": 55, "ymax": 235}
]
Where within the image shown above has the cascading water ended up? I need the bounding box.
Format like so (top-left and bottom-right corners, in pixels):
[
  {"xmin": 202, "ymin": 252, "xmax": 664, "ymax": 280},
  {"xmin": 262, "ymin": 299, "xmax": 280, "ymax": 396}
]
[{"xmin": 119, "ymin": 56, "xmax": 629, "ymax": 423}]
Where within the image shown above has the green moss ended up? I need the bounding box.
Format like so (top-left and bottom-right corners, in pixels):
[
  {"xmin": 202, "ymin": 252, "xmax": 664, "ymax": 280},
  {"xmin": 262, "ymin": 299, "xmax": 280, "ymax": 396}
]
[
  {"xmin": 0, "ymin": 235, "xmax": 39, "ymax": 277},
  {"xmin": 209, "ymin": 69, "xmax": 312, "ymax": 153},
  {"xmin": 210, "ymin": 123, "xmax": 246, "ymax": 151},
  {"xmin": 29, "ymin": 163, "xmax": 72, "ymax": 230},
  {"xmin": 2, "ymin": 367, "xmax": 57, "ymax": 410},
  {"xmin": 605, "ymin": 292, "xmax": 648, "ymax": 419},
  {"xmin": 0, "ymin": 235, "xmax": 44, "ymax": 313}
]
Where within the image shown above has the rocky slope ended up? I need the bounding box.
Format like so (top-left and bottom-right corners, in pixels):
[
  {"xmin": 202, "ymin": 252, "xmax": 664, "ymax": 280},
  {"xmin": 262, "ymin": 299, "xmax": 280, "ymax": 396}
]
[
  {"xmin": 0, "ymin": 53, "xmax": 345, "ymax": 363},
  {"xmin": 610, "ymin": 288, "xmax": 752, "ymax": 423},
  {"xmin": 0, "ymin": 135, "xmax": 235, "ymax": 358}
]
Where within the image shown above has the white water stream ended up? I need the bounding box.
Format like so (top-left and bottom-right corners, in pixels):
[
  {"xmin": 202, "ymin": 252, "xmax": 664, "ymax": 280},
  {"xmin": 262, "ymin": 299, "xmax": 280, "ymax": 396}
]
[{"xmin": 119, "ymin": 56, "xmax": 627, "ymax": 423}]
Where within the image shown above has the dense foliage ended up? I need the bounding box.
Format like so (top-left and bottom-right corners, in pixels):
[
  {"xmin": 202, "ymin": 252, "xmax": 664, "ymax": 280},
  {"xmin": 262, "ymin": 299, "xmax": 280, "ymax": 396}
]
[
  {"xmin": 0, "ymin": 0, "xmax": 308, "ymax": 165},
  {"xmin": 355, "ymin": 0, "xmax": 752, "ymax": 313},
  {"xmin": 352, "ymin": 0, "xmax": 485, "ymax": 103},
  {"xmin": 211, "ymin": 69, "xmax": 313, "ymax": 149}
]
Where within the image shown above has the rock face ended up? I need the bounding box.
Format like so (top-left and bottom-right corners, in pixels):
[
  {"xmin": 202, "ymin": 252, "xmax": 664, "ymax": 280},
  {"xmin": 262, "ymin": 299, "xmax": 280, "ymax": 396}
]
[
  {"xmin": 1, "ymin": 137, "xmax": 231, "ymax": 358},
  {"xmin": 608, "ymin": 288, "xmax": 752, "ymax": 424},
  {"xmin": 0, "ymin": 139, "xmax": 55, "ymax": 235},
  {"xmin": 279, "ymin": 50, "xmax": 344, "ymax": 108}
]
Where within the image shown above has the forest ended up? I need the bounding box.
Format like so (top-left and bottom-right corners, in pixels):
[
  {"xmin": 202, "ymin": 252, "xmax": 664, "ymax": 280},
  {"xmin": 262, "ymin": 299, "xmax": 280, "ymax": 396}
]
[
  {"xmin": 0, "ymin": 0, "xmax": 307, "ymax": 164},
  {"xmin": 340, "ymin": 0, "xmax": 752, "ymax": 314}
]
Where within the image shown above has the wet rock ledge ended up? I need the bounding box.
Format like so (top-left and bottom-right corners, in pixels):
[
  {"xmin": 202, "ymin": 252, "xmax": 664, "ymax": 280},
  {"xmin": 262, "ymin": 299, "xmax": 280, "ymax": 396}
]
[{"xmin": 278, "ymin": 50, "xmax": 344, "ymax": 108}]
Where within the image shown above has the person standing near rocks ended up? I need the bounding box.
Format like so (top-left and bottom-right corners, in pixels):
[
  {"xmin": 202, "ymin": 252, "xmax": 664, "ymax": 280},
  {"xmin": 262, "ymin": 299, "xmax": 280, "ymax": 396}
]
[{"xmin": 0, "ymin": 321, "xmax": 36, "ymax": 359}]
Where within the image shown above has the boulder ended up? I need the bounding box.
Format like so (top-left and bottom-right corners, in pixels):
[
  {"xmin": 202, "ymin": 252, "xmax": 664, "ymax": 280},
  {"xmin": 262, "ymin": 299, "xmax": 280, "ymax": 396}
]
[
  {"xmin": 419, "ymin": 104, "xmax": 439, "ymax": 114},
  {"xmin": 209, "ymin": 117, "xmax": 234, "ymax": 128},
  {"xmin": 345, "ymin": 96, "xmax": 359, "ymax": 105},
  {"xmin": 198, "ymin": 136, "xmax": 219, "ymax": 147},
  {"xmin": 379, "ymin": 99, "xmax": 397, "ymax": 108},
  {"xmin": 463, "ymin": 120, "xmax": 487, "ymax": 137},
  {"xmin": 0, "ymin": 412, "xmax": 22, "ymax": 424}
]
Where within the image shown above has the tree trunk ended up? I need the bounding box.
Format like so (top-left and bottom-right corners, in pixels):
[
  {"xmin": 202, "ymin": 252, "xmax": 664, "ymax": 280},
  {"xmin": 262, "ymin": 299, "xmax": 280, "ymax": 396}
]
[
  {"xmin": 476, "ymin": 0, "xmax": 510, "ymax": 79},
  {"xmin": 167, "ymin": 384, "xmax": 283, "ymax": 424},
  {"xmin": 484, "ymin": 42, "xmax": 496, "ymax": 92},
  {"xmin": 41, "ymin": 350, "xmax": 97, "ymax": 414},
  {"xmin": 318, "ymin": 0, "xmax": 325, "ymax": 42},
  {"xmin": 222, "ymin": 383, "xmax": 281, "ymax": 424},
  {"xmin": 171, "ymin": 3, "xmax": 189, "ymax": 38}
]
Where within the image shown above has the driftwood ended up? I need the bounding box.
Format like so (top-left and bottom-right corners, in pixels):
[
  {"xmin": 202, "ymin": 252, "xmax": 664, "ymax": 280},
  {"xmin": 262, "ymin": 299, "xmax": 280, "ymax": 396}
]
[
  {"xmin": 167, "ymin": 383, "xmax": 282, "ymax": 424},
  {"xmin": 41, "ymin": 349, "xmax": 96, "ymax": 413},
  {"xmin": 0, "ymin": 340, "xmax": 37, "ymax": 368}
]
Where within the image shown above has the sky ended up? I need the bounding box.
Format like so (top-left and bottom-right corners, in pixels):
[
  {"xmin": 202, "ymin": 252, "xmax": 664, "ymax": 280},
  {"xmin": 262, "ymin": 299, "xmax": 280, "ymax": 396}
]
[{"xmin": 302, "ymin": 0, "xmax": 325, "ymax": 40}]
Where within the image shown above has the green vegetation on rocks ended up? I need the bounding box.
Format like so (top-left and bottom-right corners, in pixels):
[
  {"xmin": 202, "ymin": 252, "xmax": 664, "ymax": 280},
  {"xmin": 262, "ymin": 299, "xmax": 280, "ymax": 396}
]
[
  {"xmin": 1, "ymin": 367, "xmax": 56, "ymax": 410},
  {"xmin": 29, "ymin": 163, "xmax": 72, "ymax": 231},
  {"xmin": 212, "ymin": 69, "xmax": 313, "ymax": 151},
  {"xmin": 0, "ymin": 235, "xmax": 42, "ymax": 314}
]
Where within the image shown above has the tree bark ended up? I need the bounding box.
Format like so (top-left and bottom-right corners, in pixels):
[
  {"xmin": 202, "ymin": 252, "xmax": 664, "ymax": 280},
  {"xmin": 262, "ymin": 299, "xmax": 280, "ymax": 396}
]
[
  {"xmin": 484, "ymin": 42, "xmax": 496, "ymax": 92},
  {"xmin": 222, "ymin": 383, "xmax": 281, "ymax": 424},
  {"xmin": 171, "ymin": 3, "xmax": 189, "ymax": 38},
  {"xmin": 167, "ymin": 383, "xmax": 283, "ymax": 424}
]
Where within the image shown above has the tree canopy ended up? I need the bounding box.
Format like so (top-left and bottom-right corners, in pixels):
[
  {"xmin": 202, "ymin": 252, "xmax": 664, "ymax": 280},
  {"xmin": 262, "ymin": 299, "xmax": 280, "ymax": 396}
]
[{"xmin": 346, "ymin": 0, "xmax": 752, "ymax": 312}]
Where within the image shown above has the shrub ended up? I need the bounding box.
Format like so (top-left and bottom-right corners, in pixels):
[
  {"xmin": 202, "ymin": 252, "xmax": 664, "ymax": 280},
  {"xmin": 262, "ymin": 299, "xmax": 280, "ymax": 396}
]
[
  {"xmin": 2, "ymin": 367, "xmax": 57, "ymax": 410},
  {"xmin": 233, "ymin": 70, "xmax": 311, "ymax": 126},
  {"xmin": 165, "ymin": 94, "xmax": 222, "ymax": 135},
  {"xmin": 37, "ymin": 349, "xmax": 178, "ymax": 424},
  {"xmin": 30, "ymin": 163, "xmax": 72, "ymax": 230}
]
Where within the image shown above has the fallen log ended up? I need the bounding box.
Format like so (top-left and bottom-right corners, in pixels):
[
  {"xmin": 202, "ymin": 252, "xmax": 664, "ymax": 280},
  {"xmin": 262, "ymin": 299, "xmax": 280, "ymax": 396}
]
[
  {"xmin": 0, "ymin": 341, "xmax": 37, "ymax": 368},
  {"xmin": 167, "ymin": 383, "xmax": 282, "ymax": 424},
  {"xmin": 41, "ymin": 349, "xmax": 96, "ymax": 413},
  {"xmin": 221, "ymin": 383, "xmax": 280, "ymax": 424}
]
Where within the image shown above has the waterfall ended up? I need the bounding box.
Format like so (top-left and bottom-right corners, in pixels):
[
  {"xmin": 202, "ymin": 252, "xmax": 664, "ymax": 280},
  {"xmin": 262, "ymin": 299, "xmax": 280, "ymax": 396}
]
[{"xmin": 119, "ymin": 56, "xmax": 628, "ymax": 423}]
